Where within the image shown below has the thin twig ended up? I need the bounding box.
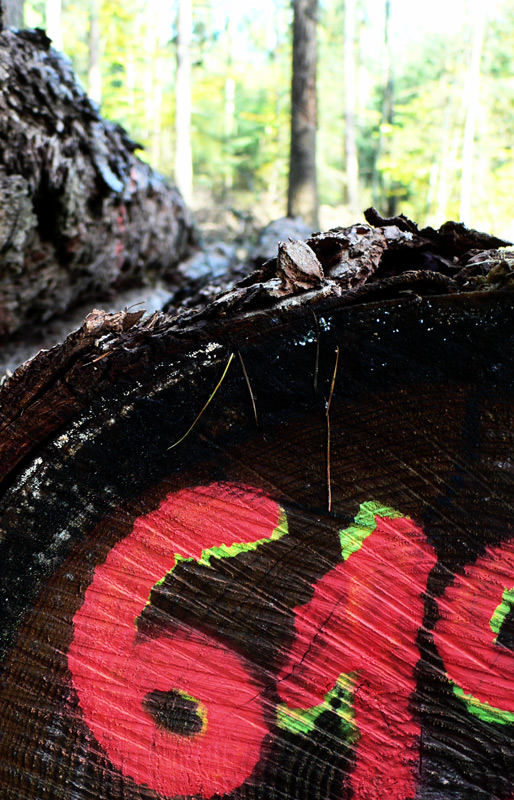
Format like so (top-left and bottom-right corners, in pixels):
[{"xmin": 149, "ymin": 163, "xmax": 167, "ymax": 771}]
[
  {"xmin": 168, "ymin": 352, "xmax": 235, "ymax": 450},
  {"xmin": 326, "ymin": 345, "xmax": 340, "ymax": 513},
  {"xmin": 327, "ymin": 346, "xmax": 339, "ymax": 414},
  {"xmin": 83, "ymin": 351, "xmax": 111, "ymax": 367},
  {"xmin": 238, "ymin": 350, "xmax": 258, "ymax": 426},
  {"xmin": 91, "ymin": 352, "xmax": 110, "ymax": 363}
]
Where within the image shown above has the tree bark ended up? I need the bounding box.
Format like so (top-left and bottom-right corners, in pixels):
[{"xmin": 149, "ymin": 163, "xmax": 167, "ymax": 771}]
[
  {"xmin": 0, "ymin": 218, "xmax": 512, "ymax": 800},
  {"xmin": 175, "ymin": 0, "xmax": 193, "ymax": 206},
  {"xmin": 1, "ymin": 0, "xmax": 23, "ymax": 28},
  {"xmin": 343, "ymin": 0, "xmax": 359, "ymax": 215},
  {"xmin": 372, "ymin": 0, "xmax": 395, "ymax": 215},
  {"xmin": 287, "ymin": 0, "xmax": 318, "ymax": 228},
  {"xmin": 383, "ymin": 0, "xmax": 396, "ymax": 216},
  {"xmin": 0, "ymin": 28, "xmax": 196, "ymax": 339},
  {"xmin": 1, "ymin": 212, "xmax": 510, "ymax": 473}
]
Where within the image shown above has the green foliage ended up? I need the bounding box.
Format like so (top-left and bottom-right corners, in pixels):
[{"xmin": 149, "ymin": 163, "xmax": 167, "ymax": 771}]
[
  {"xmin": 25, "ymin": 0, "xmax": 514, "ymax": 236},
  {"xmin": 359, "ymin": 3, "xmax": 513, "ymax": 236}
]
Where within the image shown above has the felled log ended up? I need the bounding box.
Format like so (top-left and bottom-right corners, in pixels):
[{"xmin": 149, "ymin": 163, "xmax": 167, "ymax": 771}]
[
  {"xmin": 0, "ymin": 27, "xmax": 196, "ymax": 339},
  {"xmin": 0, "ymin": 218, "xmax": 513, "ymax": 800}
]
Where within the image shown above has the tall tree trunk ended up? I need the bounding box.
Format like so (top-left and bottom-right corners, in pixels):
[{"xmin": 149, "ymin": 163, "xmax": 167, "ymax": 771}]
[
  {"xmin": 382, "ymin": 0, "xmax": 395, "ymax": 216},
  {"xmin": 435, "ymin": 114, "xmax": 461, "ymax": 223},
  {"xmin": 343, "ymin": 0, "xmax": 359, "ymax": 215},
  {"xmin": 87, "ymin": 0, "xmax": 101, "ymax": 105},
  {"xmin": 175, "ymin": 0, "xmax": 193, "ymax": 206},
  {"xmin": 459, "ymin": 2, "xmax": 486, "ymax": 225},
  {"xmin": 372, "ymin": 0, "xmax": 394, "ymax": 215},
  {"xmin": 224, "ymin": 75, "xmax": 235, "ymax": 192},
  {"xmin": 267, "ymin": 0, "xmax": 287, "ymax": 209},
  {"xmin": 223, "ymin": 16, "xmax": 235, "ymax": 193},
  {"xmin": 287, "ymin": 0, "xmax": 318, "ymax": 228},
  {"xmin": 143, "ymin": 0, "xmax": 162, "ymax": 168},
  {"xmin": 150, "ymin": 70, "xmax": 163, "ymax": 168},
  {"xmin": 45, "ymin": 0, "xmax": 62, "ymax": 51},
  {"xmin": 1, "ymin": 0, "xmax": 23, "ymax": 28},
  {"xmin": 426, "ymin": 82, "xmax": 449, "ymax": 223}
]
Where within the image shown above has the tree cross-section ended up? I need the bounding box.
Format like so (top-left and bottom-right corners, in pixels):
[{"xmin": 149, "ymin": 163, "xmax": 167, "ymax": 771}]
[{"xmin": 0, "ymin": 218, "xmax": 513, "ymax": 800}]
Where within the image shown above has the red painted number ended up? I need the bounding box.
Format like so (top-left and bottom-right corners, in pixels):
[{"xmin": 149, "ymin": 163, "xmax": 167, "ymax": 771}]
[
  {"xmin": 433, "ymin": 540, "xmax": 514, "ymax": 717},
  {"xmin": 69, "ymin": 486, "xmax": 513, "ymax": 799},
  {"xmin": 69, "ymin": 484, "xmax": 282, "ymax": 798},
  {"xmin": 277, "ymin": 510, "xmax": 437, "ymax": 800}
]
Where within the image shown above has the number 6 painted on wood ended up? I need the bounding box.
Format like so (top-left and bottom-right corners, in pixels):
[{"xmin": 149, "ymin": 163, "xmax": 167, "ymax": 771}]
[{"xmin": 69, "ymin": 483, "xmax": 287, "ymax": 798}]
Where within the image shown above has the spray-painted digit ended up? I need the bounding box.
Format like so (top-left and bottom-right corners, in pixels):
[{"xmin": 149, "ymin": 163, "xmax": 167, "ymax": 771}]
[
  {"xmin": 277, "ymin": 502, "xmax": 437, "ymax": 800},
  {"xmin": 68, "ymin": 483, "xmax": 287, "ymax": 799},
  {"xmin": 433, "ymin": 539, "xmax": 514, "ymax": 725}
]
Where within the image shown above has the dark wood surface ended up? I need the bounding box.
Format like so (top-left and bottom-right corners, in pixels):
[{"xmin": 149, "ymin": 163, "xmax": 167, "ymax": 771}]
[{"xmin": 0, "ymin": 221, "xmax": 512, "ymax": 800}]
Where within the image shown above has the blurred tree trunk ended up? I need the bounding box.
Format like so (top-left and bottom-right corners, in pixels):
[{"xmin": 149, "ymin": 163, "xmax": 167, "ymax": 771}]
[
  {"xmin": 287, "ymin": 0, "xmax": 318, "ymax": 228},
  {"xmin": 143, "ymin": 0, "xmax": 162, "ymax": 168},
  {"xmin": 383, "ymin": 0, "xmax": 395, "ymax": 216},
  {"xmin": 267, "ymin": 0, "xmax": 288, "ymax": 209},
  {"xmin": 459, "ymin": 2, "xmax": 486, "ymax": 224},
  {"xmin": 435, "ymin": 114, "xmax": 461, "ymax": 223},
  {"xmin": 0, "ymin": 28, "xmax": 196, "ymax": 339},
  {"xmin": 372, "ymin": 0, "xmax": 395, "ymax": 216},
  {"xmin": 223, "ymin": 16, "xmax": 236, "ymax": 193},
  {"xmin": 45, "ymin": 0, "xmax": 62, "ymax": 51},
  {"xmin": 175, "ymin": 0, "xmax": 193, "ymax": 206},
  {"xmin": 1, "ymin": 0, "xmax": 23, "ymax": 27},
  {"xmin": 87, "ymin": 0, "xmax": 101, "ymax": 104},
  {"xmin": 426, "ymin": 79, "xmax": 450, "ymax": 223},
  {"xmin": 343, "ymin": 0, "xmax": 359, "ymax": 215}
]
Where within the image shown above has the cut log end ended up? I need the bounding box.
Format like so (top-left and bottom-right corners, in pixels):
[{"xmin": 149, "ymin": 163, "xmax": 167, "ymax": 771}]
[{"xmin": 0, "ymin": 214, "xmax": 513, "ymax": 800}]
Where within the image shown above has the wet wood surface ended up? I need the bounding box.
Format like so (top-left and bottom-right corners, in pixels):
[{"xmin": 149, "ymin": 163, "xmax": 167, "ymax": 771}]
[{"xmin": 0, "ymin": 220, "xmax": 512, "ymax": 800}]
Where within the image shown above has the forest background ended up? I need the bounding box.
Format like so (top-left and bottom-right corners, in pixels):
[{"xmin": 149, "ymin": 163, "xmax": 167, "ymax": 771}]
[{"xmin": 7, "ymin": 0, "xmax": 514, "ymax": 240}]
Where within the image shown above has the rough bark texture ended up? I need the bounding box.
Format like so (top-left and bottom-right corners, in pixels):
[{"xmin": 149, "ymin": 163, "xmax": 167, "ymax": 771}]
[
  {"xmin": 0, "ymin": 212, "xmax": 512, "ymax": 481},
  {"xmin": 287, "ymin": 0, "xmax": 318, "ymax": 228},
  {"xmin": 0, "ymin": 217, "xmax": 513, "ymax": 800},
  {"xmin": 0, "ymin": 28, "xmax": 196, "ymax": 339}
]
